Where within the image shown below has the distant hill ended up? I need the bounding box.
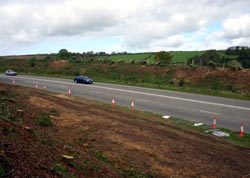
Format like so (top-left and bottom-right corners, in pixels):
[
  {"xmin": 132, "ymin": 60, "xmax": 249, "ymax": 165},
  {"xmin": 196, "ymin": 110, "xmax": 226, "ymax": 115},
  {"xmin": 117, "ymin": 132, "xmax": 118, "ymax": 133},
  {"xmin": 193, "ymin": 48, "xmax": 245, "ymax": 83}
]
[{"xmin": 0, "ymin": 48, "xmax": 244, "ymax": 65}]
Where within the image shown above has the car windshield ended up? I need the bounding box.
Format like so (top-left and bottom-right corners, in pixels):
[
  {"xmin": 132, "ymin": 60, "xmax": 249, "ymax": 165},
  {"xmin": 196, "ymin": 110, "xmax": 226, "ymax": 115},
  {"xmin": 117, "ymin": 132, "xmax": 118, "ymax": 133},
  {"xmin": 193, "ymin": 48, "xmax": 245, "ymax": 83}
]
[{"xmin": 80, "ymin": 76, "xmax": 89, "ymax": 79}]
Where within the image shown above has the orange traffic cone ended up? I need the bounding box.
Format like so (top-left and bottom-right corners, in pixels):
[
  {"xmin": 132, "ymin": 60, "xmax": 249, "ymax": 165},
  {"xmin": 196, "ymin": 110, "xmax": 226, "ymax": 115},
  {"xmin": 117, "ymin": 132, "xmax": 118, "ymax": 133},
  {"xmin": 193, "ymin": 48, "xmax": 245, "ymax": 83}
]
[
  {"xmin": 68, "ymin": 89, "xmax": 71, "ymax": 96},
  {"xmin": 112, "ymin": 98, "xmax": 115, "ymax": 107},
  {"xmin": 239, "ymin": 123, "xmax": 244, "ymax": 137},
  {"xmin": 212, "ymin": 115, "xmax": 217, "ymax": 129},
  {"xmin": 44, "ymin": 85, "xmax": 46, "ymax": 91},
  {"xmin": 131, "ymin": 100, "xmax": 135, "ymax": 110},
  {"xmin": 12, "ymin": 80, "xmax": 16, "ymax": 85},
  {"xmin": 35, "ymin": 84, "xmax": 38, "ymax": 90}
]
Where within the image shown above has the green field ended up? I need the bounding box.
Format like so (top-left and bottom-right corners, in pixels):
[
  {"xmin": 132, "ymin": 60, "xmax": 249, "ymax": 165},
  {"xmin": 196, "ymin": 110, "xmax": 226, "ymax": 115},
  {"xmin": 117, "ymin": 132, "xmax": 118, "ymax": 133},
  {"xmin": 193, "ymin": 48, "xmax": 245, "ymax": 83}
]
[
  {"xmin": 1, "ymin": 49, "xmax": 242, "ymax": 66},
  {"xmin": 95, "ymin": 51, "xmax": 206, "ymax": 64},
  {"xmin": 217, "ymin": 51, "xmax": 238, "ymax": 60},
  {"xmin": 170, "ymin": 51, "xmax": 205, "ymax": 64}
]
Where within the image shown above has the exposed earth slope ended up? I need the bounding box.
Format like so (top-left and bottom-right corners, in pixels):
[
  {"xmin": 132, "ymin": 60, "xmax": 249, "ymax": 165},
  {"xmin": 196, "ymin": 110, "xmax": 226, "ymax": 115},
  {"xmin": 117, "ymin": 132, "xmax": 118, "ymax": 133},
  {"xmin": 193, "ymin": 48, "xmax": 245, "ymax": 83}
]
[{"xmin": 0, "ymin": 83, "xmax": 250, "ymax": 177}]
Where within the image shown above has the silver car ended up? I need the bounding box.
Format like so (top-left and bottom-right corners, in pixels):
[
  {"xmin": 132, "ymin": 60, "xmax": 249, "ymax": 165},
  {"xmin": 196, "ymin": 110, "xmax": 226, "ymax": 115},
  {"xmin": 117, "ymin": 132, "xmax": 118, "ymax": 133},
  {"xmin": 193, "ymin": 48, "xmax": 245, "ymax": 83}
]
[{"xmin": 5, "ymin": 70, "xmax": 17, "ymax": 76}]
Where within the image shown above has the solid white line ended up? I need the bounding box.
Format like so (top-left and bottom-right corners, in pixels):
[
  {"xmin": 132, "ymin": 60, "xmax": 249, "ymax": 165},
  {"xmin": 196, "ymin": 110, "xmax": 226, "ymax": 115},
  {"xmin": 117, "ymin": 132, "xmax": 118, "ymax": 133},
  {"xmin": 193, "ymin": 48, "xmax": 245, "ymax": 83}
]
[
  {"xmin": 200, "ymin": 110, "xmax": 219, "ymax": 115},
  {"xmin": 11, "ymin": 75, "xmax": 250, "ymax": 111}
]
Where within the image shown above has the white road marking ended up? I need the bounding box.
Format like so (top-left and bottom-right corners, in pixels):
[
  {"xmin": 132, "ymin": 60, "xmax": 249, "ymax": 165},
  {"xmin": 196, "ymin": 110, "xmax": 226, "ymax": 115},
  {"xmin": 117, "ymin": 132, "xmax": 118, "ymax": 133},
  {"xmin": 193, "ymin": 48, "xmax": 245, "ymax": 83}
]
[
  {"xmin": 58, "ymin": 85, "xmax": 66, "ymax": 88},
  {"xmin": 31, "ymin": 81, "xmax": 39, "ymax": 84},
  {"xmin": 91, "ymin": 91, "xmax": 102, "ymax": 94},
  {"xmin": 200, "ymin": 110, "xmax": 219, "ymax": 115},
  {"xmin": 136, "ymin": 99, "xmax": 149, "ymax": 103},
  {"xmin": 8, "ymin": 75, "xmax": 250, "ymax": 111}
]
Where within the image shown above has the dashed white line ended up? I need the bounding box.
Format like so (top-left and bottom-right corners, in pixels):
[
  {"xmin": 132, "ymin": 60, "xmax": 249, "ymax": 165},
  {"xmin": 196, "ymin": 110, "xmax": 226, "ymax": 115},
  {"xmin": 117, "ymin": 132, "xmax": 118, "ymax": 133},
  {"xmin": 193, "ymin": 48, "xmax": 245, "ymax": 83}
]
[
  {"xmin": 200, "ymin": 110, "xmax": 219, "ymax": 115},
  {"xmin": 136, "ymin": 99, "xmax": 149, "ymax": 103},
  {"xmin": 91, "ymin": 91, "xmax": 102, "ymax": 94}
]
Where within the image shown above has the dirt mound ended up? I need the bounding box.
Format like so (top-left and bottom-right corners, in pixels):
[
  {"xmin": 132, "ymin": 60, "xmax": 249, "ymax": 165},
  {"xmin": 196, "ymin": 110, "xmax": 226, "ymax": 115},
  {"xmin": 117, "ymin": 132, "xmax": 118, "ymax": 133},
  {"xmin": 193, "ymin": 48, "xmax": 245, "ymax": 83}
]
[
  {"xmin": 49, "ymin": 60, "xmax": 69, "ymax": 68},
  {"xmin": 0, "ymin": 83, "xmax": 250, "ymax": 177}
]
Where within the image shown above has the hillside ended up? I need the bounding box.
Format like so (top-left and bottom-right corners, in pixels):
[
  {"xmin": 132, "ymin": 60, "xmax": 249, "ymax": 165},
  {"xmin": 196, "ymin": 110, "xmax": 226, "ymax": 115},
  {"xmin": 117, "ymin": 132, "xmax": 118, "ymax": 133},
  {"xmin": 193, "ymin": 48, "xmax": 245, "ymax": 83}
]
[
  {"xmin": 2, "ymin": 50, "xmax": 235, "ymax": 64},
  {"xmin": 1, "ymin": 83, "xmax": 250, "ymax": 177}
]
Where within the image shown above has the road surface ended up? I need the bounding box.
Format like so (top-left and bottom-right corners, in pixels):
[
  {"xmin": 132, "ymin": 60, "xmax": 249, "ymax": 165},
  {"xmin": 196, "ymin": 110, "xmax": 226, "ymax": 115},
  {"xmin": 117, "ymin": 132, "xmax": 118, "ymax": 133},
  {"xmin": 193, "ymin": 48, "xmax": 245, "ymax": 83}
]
[{"xmin": 1, "ymin": 74, "xmax": 249, "ymax": 132}]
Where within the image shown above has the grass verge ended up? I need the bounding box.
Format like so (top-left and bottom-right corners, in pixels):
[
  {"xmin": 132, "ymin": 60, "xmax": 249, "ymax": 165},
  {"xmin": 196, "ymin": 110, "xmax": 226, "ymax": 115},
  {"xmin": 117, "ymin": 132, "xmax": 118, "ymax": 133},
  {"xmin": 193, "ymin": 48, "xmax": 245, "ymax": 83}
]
[{"xmin": 170, "ymin": 117, "xmax": 250, "ymax": 147}]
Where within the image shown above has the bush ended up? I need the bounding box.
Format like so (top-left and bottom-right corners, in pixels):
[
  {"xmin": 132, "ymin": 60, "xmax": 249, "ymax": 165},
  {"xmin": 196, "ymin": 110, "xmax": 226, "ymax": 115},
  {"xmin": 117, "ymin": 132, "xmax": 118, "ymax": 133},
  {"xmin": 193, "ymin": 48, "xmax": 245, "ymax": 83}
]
[
  {"xmin": 37, "ymin": 114, "xmax": 52, "ymax": 127},
  {"xmin": 50, "ymin": 108, "xmax": 57, "ymax": 114},
  {"xmin": 179, "ymin": 79, "xmax": 185, "ymax": 87},
  {"xmin": 0, "ymin": 167, "xmax": 6, "ymax": 176},
  {"xmin": 227, "ymin": 60, "xmax": 242, "ymax": 71}
]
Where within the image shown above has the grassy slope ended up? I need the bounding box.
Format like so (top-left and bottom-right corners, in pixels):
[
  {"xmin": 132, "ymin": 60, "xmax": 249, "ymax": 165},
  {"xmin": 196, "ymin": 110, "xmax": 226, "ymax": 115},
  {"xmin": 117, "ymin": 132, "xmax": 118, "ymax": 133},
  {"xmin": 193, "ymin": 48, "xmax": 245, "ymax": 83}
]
[
  {"xmin": 94, "ymin": 51, "xmax": 236, "ymax": 64},
  {"xmin": 95, "ymin": 51, "xmax": 204, "ymax": 64},
  {"xmin": 170, "ymin": 51, "xmax": 205, "ymax": 63}
]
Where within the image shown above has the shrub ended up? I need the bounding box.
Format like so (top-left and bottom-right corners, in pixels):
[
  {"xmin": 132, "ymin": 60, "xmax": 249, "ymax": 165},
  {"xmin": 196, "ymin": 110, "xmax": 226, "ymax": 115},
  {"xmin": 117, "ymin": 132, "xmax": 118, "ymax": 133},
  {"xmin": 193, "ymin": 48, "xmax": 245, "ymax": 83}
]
[
  {"xmin": 179, "ymin": 79, "xmax": 185, "ymax": 87},
  {"xmin": 37, "ymin": 114, "xmax": 52, "ymax": 127},
  {"xmin": 52, "ymin": 163, "xmax": 76, "ymax": 178},
  {"xmin": 0, "ymin": 167, "xmax": 6, "ymax": 176},
  {"xmin": 50, "ymin": 108, "xmax": 57, "ymax": 114},
  {"xmin": 227, "ymin": 60, "xmax": 242, "ymax": 71},
  {"xmin": 5, "ymin": 113, "xmax": 15, "ymax": 121}
]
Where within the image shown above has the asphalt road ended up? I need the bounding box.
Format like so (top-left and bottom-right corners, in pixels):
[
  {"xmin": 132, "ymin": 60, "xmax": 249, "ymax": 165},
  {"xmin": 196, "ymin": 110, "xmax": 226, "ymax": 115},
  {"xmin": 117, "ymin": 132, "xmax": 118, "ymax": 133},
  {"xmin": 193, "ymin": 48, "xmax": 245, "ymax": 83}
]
[{"xmin": 1, "ymin": 74, "xmax": 250, "ymax": 132}]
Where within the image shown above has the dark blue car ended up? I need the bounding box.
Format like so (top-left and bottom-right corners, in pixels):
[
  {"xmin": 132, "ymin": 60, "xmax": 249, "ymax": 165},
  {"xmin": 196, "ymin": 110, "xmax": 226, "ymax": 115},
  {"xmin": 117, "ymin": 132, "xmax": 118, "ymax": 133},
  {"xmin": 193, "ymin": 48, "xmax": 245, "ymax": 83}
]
[{"xmin": 74, "ymin": 75, "xmax": 93, "ymax": 84}]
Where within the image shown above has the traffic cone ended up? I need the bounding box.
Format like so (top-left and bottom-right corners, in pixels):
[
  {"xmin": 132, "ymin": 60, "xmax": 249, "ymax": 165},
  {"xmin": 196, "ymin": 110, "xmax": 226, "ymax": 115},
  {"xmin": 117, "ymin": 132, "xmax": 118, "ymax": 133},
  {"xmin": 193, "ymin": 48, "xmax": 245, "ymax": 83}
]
[
  {"xmin": 35, "ymin": 84, "xmax": 38, "ymax": 90},
  {"xmin": 112, "ymin": 98, "xmax": 115, "ymax": 107},
  {"xmin": 44, "ymin": 85, "xmax": 46, "ymax": 91},
  {"xmin": 68, "ymin": 89, "xmax": 71, "ymax": 96},
  {"xmin": 12, "ymin": 80, "xmax": 16, "ymax": 85},
  {"xmin": 239, "ymin": 123, "xmax": 244, "ymax": 137},
  {"xmin": 131, "ymin": 100, "xmax": 135, "ymax": 110},
  {"xmin": 212, "ymin": 115, "xmax": 217, "ymax": 129}
]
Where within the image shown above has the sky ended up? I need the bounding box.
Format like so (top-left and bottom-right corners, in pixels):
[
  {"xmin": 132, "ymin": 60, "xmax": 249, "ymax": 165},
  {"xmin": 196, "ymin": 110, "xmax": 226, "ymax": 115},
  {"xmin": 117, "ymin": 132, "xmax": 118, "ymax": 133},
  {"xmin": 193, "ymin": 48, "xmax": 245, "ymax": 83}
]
[{"xmin": 0, "ymin": 0, "xmax": 250, "ymax": 55}]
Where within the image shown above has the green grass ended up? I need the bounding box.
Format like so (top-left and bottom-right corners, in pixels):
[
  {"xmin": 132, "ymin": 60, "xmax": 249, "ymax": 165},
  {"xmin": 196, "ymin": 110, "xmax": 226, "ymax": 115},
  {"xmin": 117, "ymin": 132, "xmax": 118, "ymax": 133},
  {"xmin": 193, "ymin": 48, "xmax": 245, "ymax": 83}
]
[
  {"xmin": 95, "ymin": 51, "xmax": 206, "ymax": 64},
  {"xmin": 52, "ymin": 163, "xmax": 77, "ymax": 178},
  {"xmin": 217, "ymin": 50, "xmax": 238, "ymax": 59},
  {"xmin": 37, "ymin": 114, "xmax": 52, "ymax": 127},
  {"xmin": 0, "ymin": 167, "xmax": 6, "ymax": 176},
  {"xmin": 170, "ymin": 51, "xmax": 205, "ymax": 64},
  {"xmin": 170, "ymin": 117, "xmax": 250, "ymax": 147},
  {"xmin": 122, "ymin": 167, "xmax": 154, "ymax": 178}
]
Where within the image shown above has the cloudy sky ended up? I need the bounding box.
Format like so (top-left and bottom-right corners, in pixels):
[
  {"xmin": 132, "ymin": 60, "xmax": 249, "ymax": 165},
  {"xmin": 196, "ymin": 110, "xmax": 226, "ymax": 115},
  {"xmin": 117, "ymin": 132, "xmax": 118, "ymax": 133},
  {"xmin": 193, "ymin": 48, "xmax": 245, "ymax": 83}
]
[{"xmin": 0, "ymin": 0, "xmax": 249, "ymax": 55}]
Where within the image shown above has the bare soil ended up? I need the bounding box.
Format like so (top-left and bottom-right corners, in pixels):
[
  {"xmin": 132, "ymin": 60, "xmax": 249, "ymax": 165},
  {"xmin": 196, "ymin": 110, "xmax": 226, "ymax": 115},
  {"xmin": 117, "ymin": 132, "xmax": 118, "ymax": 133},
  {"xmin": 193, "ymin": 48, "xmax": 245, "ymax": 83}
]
[{"xmin": 0, "ymin": 83, "xmax": 250, "ymax": 178}]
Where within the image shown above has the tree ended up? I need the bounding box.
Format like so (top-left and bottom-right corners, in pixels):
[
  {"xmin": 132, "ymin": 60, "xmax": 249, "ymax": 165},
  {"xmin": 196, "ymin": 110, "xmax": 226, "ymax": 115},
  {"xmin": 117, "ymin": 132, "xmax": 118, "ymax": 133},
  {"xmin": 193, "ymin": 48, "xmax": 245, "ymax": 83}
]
[
  {"xmin": 188, "ymin": 50, "xmax": 220, "ymax": 67},
  {"xmin": 238, "ymin": 49, "xmax": 250, "ymax": 68},
  {"xmin": 154, "ymin": 51, "xmax": 172, "ymax": 65},
  {"xmin": 57, "ymin": 49, "xmax": 69, "ymax": 60}
]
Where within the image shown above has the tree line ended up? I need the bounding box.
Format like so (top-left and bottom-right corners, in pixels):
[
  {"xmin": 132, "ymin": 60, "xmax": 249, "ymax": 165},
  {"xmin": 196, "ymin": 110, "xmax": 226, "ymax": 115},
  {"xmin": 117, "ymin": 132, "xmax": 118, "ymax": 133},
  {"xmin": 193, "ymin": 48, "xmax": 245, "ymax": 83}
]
[
  {"xmin": 187, "ymin": 48, "xmax": 250, "ymax": 69},
  {"xmin": 54, "ymin": 48, "xmax": 250, "ymax": 69}
]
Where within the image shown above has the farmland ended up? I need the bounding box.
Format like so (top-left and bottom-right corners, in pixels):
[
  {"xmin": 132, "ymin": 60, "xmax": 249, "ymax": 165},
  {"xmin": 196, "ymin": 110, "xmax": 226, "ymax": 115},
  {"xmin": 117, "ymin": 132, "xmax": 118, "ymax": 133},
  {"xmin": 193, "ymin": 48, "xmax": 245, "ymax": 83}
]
[{"xmin": 94, "ymin": 50, "xmax": 230, "ymax": 64}]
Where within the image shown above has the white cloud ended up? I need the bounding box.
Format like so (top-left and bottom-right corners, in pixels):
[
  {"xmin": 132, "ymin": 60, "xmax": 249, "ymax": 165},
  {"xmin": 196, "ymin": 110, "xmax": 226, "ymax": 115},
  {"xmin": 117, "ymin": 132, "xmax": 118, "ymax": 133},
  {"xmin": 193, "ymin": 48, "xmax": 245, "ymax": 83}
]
[
  {"xmin": 0, "ymin": 0, "xmax": 249, "ymax": 55},
  {"xmin": 223, "ymin": 14, "xmax": 250, "ymax": 39}
]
